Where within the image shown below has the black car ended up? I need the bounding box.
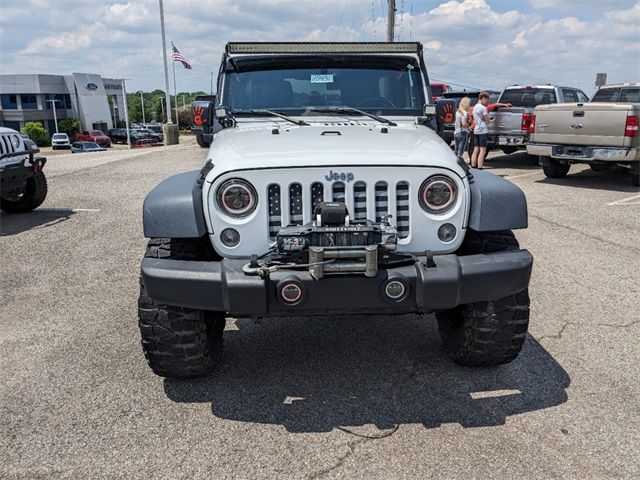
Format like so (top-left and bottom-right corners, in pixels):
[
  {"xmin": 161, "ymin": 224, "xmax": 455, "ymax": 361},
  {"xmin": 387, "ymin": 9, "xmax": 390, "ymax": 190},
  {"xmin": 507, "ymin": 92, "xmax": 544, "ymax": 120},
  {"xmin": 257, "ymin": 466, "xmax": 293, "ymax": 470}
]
[
  {"xmin": 109, "ymin": 129, "xmax": 153, "ymax": 145},
  {"xmin": 134, "ymin": 129, "xmax": 163, "ymax": 143}
]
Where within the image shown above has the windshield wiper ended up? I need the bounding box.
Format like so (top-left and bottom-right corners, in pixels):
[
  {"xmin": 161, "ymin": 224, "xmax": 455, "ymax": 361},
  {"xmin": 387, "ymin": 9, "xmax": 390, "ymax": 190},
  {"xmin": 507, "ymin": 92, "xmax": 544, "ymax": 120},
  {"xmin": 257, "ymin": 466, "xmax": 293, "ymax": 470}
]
[
  {"xmin": 234, "ymin": 109, "xmax": 309, "ymax": 126},
  {"xmin": 307, "ymin": 107, "xmax": 397, "ymax": 126}
]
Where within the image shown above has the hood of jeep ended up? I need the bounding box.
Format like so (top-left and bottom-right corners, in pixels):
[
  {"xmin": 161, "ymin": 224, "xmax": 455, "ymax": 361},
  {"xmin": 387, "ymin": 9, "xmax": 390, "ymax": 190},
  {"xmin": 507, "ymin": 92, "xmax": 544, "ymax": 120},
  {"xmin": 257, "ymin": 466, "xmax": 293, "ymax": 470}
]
[{"xmin": 207, "ymin": 123, "xmax": 464, "ymax": 178}]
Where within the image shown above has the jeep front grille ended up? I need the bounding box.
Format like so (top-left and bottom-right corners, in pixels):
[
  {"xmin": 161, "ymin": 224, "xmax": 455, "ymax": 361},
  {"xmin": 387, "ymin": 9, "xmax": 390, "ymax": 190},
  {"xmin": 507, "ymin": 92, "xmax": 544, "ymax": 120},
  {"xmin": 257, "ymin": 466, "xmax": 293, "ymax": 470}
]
[
  {"xmin": 268, "ymin": 180, "xmax": 411, "ymax": 240},
  {"xmin": 0, "ymin": 135, "xmax": 18, "ymax": 156}
]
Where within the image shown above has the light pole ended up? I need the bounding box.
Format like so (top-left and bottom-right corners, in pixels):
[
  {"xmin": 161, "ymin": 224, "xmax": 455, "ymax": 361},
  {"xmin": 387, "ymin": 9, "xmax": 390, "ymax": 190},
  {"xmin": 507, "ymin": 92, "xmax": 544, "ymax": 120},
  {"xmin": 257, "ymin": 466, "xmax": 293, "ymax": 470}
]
[
  {"xmin": 138, "ymin": 91, "xmax": 146, "ymax": 124},
  {"xmin": 46, "ymin": 99, "xmax": 59, "ymax": 133},
  {"xmin": 157, "ymin": 95, "xmax": 165, "ymax": 121},
  {"xmin": 158, "ymin": 0, "xmax": 173, "ymax": 124},
  {"xmin": 121, "ymin": 79, "xmax": 131, "ymax": 148}
]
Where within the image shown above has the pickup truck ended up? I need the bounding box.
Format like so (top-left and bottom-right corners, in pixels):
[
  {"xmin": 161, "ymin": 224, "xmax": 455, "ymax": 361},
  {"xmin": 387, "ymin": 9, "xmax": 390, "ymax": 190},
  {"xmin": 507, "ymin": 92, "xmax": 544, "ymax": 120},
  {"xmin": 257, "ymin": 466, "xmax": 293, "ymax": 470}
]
[
  {"xmin": 75, "ymin": 129, "xmax": 111, "ymax": 147},
  {"xmin": 527, "ymin": 83, "xmax": 640, "ymax": 186},
  {"xmin": 487, "ymin": 85, "xmax": 589, "ymax": 154}
]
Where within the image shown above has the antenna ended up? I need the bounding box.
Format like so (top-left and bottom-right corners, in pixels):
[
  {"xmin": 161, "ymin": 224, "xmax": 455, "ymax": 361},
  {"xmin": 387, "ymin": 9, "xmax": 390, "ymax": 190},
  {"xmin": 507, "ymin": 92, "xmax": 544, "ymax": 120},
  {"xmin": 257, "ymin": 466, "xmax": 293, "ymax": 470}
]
[{"xmin": 387, "ymin": 0, "xmax": 395, "ymax": 42}]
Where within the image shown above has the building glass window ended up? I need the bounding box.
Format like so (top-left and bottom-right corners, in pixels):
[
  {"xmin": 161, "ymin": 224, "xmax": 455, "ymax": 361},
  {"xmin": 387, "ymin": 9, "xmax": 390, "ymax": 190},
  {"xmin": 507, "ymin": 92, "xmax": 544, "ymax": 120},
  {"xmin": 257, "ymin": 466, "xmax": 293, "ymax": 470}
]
[
  {"xmin": 1, "ymin": 94, "xmax": 18, "ymax": 109},
  {"xmin": 45, "ymin": 93, "xmax": 72, "ymax": 109},
  {"xmin": 21, "ymin": 94, "xmax": 38, "ymax": 109},
  {"xmin": 1, "ymin": 120, "xmax": 21, "ymax": 131}
]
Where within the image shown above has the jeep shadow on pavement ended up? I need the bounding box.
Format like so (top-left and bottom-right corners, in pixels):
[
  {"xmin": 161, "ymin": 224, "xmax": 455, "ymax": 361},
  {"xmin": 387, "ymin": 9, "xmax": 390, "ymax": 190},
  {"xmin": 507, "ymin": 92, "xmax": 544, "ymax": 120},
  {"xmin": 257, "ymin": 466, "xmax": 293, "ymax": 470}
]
[
  {"xmin": 139, "ymin": 42, "xmax": 534, "ymax": 380},
  {"xmin": 164, "ymin": 318, "xmax": 569, "ymax": 433}
]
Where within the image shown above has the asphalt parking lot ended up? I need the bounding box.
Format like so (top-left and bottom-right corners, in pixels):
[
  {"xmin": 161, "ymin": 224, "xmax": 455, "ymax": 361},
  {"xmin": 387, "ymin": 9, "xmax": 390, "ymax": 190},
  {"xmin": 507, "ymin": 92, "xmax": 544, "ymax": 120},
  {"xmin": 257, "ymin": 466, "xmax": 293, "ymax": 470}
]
[{"xmin": 1, "ymin": 137, "xmax": 639, "ymax": 479}]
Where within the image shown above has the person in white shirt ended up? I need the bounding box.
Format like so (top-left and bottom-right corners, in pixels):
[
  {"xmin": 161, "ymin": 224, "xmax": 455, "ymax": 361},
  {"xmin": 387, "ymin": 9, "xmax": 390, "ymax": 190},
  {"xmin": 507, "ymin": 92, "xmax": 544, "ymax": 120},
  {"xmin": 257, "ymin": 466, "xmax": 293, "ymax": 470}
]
[
  {"xmin": 453, "ymin": 97, "xmax": 471, "ymax": 160},
  {"xmin": 471, "ymin": 91, "xmax": 491, "ymax": 169}
]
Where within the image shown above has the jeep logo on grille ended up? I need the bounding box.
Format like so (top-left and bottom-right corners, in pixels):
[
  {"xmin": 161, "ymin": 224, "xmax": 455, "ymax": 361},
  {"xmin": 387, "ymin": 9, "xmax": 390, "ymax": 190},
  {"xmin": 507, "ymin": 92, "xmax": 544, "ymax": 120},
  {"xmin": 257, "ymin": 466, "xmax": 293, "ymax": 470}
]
[{"xmin": 325, "ymin": 170, "xmax": 354, "ymax": 182}]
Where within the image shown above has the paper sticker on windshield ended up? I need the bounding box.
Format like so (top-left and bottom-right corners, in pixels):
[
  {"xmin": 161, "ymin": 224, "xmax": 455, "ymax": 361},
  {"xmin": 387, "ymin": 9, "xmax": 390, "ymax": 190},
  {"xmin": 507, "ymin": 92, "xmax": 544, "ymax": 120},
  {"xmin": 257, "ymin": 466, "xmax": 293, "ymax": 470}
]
[{"xmin": 311, "ymin": 74, "xmax": 334, "ymax": 83}]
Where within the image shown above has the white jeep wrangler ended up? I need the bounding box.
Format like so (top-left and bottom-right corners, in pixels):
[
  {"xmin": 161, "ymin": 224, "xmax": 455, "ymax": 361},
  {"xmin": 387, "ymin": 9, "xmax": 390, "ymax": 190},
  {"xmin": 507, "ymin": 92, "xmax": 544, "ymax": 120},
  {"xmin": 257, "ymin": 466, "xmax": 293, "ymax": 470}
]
[
  {"xmin": 0, "ymin": 127, "xmax": 48, "ymax": 213},
  {"xmin": 139, "ymin": 42, "xmax": 533, "ymax": 378}
]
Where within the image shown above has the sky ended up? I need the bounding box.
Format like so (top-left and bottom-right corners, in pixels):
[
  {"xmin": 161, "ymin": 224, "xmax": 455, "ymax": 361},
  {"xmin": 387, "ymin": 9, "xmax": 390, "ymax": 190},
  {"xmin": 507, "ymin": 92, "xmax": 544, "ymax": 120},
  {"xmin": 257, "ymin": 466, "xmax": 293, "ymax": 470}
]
[{"xmin": 1, "ymin": 0, "xmax": 638, "ymax": 95}]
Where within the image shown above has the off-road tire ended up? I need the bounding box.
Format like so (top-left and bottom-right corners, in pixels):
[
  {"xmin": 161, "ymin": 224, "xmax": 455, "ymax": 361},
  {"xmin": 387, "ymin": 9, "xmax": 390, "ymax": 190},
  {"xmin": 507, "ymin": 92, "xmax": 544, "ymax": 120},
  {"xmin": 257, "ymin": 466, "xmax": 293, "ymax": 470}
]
[
  {"xmin": 542, "ymin": 157, "xmax": 570, "ymax": 178},
  {"xmin": 0, "ymin": 171, "xmax": 48, "ymax": 213},
  {"xmin": 196, "ymin": 134, "xmax": 210, "ymax": 148},
  {"xmin": 436, "ymin": 230, "xmax": 530, "ymax": 367},
  {"xmin": 138, "ymin": 237, "xmax": 224, "ymax": 378}
]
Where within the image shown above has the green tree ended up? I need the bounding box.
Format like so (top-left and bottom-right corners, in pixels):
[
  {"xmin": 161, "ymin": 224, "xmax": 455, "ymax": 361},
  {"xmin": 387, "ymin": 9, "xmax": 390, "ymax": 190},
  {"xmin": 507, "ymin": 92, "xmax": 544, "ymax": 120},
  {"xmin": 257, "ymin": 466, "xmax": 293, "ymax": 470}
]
[
  {"xmin": 22, "ymin": 121, "xmax": 49, "ymax": 147},
  {"xmin": 58, "ymin": 118, "xmax": 80, "ymax": 138}
]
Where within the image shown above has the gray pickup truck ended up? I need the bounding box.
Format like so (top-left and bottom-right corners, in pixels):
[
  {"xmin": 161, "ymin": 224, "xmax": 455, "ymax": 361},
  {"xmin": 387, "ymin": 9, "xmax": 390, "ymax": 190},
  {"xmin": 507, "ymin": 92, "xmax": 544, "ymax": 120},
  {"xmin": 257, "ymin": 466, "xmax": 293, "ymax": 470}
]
[
  {"xmin": 527, "ymin": 83, "xmax": 640, "ymax": 186},
  {"xmin": 487, "ymin": 85, "xmax": 589, "ymax": 154}
]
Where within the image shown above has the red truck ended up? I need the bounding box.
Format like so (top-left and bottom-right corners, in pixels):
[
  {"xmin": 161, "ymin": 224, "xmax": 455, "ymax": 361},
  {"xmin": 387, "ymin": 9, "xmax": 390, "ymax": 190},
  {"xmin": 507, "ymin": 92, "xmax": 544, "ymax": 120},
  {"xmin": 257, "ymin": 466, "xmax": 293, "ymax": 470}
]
[
  {"xmin": 75, "ymin": 130, "xmax": 111, "ymax": 147},
  {"xmin": 430, "ymin": 82, "xmax": 452, "ymax": 101}
]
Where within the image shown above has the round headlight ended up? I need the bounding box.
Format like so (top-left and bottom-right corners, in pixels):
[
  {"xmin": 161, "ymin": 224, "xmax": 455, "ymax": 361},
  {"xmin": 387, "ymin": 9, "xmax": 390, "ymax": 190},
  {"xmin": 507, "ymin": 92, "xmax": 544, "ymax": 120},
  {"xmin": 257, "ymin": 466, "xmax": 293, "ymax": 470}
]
[
  {"xmin": 419, "ymin": 175, "xmax": 457, "ymax": 214},
  {"xmin": 11, "ymin": 135, "xmax": 21, "ymax": 148},
  {"xmin": 216, "ymin": 178, "xmax": 257, "ymax": 217}
]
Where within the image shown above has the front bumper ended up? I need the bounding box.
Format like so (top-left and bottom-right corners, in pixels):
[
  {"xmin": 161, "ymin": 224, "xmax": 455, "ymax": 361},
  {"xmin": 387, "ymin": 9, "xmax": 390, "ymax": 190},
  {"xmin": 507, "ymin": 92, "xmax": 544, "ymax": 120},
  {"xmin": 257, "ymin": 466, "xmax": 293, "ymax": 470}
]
[
  {"xmin": 141, "ymin": 250, "xmax": 533, "ymax": 316},
  {"xmin": 527, "ymin": 143, "xmax": 639, "ymax": 162}
]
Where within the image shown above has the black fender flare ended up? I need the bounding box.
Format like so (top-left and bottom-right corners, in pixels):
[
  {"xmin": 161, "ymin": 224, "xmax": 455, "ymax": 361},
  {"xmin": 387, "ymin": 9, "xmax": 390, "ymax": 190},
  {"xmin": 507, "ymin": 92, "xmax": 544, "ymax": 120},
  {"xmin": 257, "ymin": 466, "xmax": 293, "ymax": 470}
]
[
  {"xmin": 467, "ymin": 170, "xmax": 528, "ymax": 232},
  {"xmin": 143, "ymin": 170, "xmax": 207, "ymax": 238}
]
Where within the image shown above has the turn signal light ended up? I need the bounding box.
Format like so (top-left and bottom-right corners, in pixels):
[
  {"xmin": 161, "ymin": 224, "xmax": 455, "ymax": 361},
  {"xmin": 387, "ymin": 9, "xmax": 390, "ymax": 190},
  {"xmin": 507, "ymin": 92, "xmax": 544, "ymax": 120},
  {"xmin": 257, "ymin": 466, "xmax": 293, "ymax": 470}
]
[
  {"xmin": 528, "ymin": 114, "xmax": 536, "ymax": 133},
  {"xmin": 625, "ymin": 115, "xmax": 639, "ymax": 137},
  {"xmin": 521, "ymin": 112, "xmax": 534, "ymax": 132}
]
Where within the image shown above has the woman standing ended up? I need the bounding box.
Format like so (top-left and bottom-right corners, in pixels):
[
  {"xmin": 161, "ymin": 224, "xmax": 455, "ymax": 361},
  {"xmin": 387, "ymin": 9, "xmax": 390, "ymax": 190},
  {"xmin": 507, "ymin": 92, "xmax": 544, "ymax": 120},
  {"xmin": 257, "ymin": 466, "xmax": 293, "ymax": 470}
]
[{"xmin": 454, "ymin": 97, "xmax": 471, "ymax": 161}]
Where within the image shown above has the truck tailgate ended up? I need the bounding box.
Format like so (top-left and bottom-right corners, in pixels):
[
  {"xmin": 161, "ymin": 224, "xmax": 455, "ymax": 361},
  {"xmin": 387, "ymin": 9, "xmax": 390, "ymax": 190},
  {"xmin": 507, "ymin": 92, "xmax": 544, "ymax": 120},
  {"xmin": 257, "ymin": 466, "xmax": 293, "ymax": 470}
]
[
  {"xmin": 487, "ymin": 108, "xmax": 527, "ymax": 136},
  {"xmin": 532, "ymin": 103, "xmax": 636, "ymax": 147}
]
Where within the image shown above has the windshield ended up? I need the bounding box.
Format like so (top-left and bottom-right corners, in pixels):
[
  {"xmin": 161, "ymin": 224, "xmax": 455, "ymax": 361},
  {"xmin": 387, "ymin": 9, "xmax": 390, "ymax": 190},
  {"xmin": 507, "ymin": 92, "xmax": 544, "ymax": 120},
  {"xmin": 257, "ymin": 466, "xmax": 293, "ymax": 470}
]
[
  {"xmin": 52, "ymin": 134, "xmax": 67, "ymax": 139},
  {"xmin": 499, "ymin": 88, "xmax": 556, "ymax": 107},
  {"xmin": 85, "ymin": 143, "xmax": 101, "ymax": 149},
  {"xmin": 222, "ymin": 55, "xmax": 425, "ymax": 116},
  {"xmin": 90, "ymin": 130, "xmax": 104, "ymax": 136}
]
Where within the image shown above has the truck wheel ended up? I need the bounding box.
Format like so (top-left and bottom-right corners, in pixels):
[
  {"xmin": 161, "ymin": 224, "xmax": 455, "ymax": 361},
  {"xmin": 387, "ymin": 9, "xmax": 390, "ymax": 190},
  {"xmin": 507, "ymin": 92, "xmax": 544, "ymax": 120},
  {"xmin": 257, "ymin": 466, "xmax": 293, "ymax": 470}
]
[
  {"xmin": 542, "ymin": 158, "xmax": 570, "ymax": 178},
  {"xmin": 436, "ymin": 230, "xmax": 530, "ymax": 367},
  {"xmin": 138, "ymin": 237, "xmax": 225, "ymax": 378},
  {"xmin": 0, "ymin": 171, "xmax": 48, "ymax": 213},
  {"xmin": 196, "ymin": 134, "xmax": 210, "ymax": 148}
]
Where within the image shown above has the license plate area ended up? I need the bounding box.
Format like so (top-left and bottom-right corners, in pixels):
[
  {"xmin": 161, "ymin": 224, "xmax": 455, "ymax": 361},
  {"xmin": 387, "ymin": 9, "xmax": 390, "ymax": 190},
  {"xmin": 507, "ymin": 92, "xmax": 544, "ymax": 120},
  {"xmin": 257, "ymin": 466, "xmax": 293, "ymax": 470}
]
[{"xmin": 498, "ymin": 136, "xmax": 524, "ymax": 145}]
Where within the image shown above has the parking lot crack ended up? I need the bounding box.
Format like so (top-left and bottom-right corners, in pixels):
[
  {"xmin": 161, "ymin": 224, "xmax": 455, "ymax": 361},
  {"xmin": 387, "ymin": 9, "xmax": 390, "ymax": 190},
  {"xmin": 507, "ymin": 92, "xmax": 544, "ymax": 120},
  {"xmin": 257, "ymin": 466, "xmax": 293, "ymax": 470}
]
[
  {"xmin": 530, "ymin": 214, "xmax": 640, "ymax": 254},
  {"xmin": 537, "ymin": 321, "xmax": 579, "ymax": 341},
  {"xmin": 597, "ymin": 320, "xmax": 640, "ymax": 329},
  {"xmin": 307, "ymin": 426, "xmax": 399, "ymax": 479}
]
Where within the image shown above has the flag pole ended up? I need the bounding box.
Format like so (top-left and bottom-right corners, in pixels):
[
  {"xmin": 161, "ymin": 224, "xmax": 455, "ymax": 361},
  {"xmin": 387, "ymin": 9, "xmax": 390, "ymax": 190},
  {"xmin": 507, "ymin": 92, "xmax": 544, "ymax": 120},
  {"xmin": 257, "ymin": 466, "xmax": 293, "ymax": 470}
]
[{"xmin": 172, "ymin": 42, "xmax": 178, "ymax": 129}]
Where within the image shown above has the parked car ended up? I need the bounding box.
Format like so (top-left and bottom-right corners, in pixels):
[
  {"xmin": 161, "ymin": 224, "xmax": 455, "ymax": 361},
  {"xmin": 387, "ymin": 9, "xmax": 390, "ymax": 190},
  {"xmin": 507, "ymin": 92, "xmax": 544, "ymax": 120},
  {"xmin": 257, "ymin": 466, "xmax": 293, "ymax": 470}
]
[
  {"xmin": 1, "ymin": 127, "xmax": 48, "ymax": 213},
  {"xmin": 138, "ymin": 41, "xmax": 533, "ymax": 379},
  {"xmin": 142, "ymin": 124, "xmax": 163, "ymax": 134},
  {"xmin": 485, "ymin": 85, "xmax": 589, "ymax": 154},
  {"xmin": 134, "ymin": 128, "xmax": 163, "ymax": 143},
  {"xmin": 430, "ymin": 82, "xmax": 452, "ymax": 101},
  {"xmin": 75, "ymin": 130, "xmax": 111, "ymax": 147},
  {"xmin": 527, "ymin": 83, "xmax": 640, "ymax": 186},
  {"xmin": 71, "ymin": 141, "xmax": 107, "ymax": 153},
  {"xmin": 51, "ymin": 133, "xmax": 71, "ymax": 150}
]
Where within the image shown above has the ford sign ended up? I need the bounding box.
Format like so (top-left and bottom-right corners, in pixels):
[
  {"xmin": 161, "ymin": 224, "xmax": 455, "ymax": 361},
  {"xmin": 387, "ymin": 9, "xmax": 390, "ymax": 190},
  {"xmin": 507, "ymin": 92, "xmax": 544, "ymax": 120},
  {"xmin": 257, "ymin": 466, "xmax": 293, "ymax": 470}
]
[{"xmin": 86, "ymin": 82, "xmax": 98, "ymax": 91}]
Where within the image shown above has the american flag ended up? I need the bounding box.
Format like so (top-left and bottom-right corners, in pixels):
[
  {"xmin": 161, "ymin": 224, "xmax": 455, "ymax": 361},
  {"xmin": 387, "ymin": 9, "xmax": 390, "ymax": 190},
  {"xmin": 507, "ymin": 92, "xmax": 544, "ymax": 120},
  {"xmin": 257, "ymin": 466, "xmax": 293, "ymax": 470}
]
[{"xmin": 171, "ymin": 43, "xmax": 192, "ymax": 70}]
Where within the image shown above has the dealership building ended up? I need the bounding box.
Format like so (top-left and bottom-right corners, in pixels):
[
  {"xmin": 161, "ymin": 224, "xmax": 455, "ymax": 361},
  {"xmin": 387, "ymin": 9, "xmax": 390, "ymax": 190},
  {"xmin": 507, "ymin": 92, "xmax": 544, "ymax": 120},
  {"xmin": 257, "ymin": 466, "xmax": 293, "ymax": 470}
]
[{"xmin": 0, "ymin": 73, "xmax": 127, "ymax": 135}]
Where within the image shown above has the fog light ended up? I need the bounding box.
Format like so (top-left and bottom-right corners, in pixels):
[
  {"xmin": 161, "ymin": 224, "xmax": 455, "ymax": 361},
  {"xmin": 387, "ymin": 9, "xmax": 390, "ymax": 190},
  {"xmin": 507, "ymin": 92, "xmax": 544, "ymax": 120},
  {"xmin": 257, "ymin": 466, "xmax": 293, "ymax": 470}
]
[
  {"xmin": 220, "ymin": 228, "xmax": 240, "ymax": 247},
  {"xmin": 438, "ymin": 223, "xmax": 456, "ymax": 243},
  {"xmin": 385, "ymin": 280, "xmax": 406, "ymax": 300}
]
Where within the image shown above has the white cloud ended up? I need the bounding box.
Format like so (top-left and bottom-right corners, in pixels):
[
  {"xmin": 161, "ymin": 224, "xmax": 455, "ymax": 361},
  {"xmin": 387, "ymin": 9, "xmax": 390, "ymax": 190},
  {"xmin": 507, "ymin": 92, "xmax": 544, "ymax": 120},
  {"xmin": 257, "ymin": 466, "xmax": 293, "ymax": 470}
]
[{"xmin": 0, "ymin": 0, "xmax": 638, "ymax": 94}]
